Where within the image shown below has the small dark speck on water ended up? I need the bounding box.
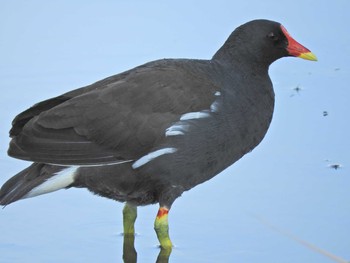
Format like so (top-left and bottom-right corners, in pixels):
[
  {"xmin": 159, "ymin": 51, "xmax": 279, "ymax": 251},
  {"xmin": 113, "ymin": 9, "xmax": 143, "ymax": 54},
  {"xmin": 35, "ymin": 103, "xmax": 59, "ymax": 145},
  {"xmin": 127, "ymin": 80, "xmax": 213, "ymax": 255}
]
[
  {"xmin": 290, "ymin": 85, "xmax": 303, "ymax": 97},
  {"xmin": 293, "ymin": 85, "xmax": 301, "ymax": 93},
  {"xmin": 328, "ymin": 164, "xmax": 342, "ymax": 170}
]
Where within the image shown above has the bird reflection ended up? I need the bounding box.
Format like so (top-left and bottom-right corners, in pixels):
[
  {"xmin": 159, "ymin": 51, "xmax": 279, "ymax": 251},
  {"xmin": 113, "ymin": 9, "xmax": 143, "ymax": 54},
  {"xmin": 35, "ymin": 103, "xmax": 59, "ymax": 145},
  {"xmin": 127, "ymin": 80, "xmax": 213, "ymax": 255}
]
[{"xmin": 122, "ymin": 234, "xmax": 172, "ymax": 263}]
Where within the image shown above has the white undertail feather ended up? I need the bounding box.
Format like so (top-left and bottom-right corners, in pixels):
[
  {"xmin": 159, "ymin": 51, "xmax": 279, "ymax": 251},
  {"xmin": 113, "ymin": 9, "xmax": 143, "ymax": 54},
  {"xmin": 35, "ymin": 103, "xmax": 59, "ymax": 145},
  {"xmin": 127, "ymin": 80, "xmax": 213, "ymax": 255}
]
[{"xmin": 24, "ymin": 166, "xmax": 78, "ymax": 199}]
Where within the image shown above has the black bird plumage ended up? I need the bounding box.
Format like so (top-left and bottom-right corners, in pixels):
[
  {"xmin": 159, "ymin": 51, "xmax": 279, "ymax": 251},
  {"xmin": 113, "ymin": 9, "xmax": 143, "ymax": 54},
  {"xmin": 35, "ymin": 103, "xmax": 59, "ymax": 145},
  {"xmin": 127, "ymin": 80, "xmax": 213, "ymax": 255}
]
[{"xmin": 0, "ymin": 19, "xmax": 316, "ymax": 248}]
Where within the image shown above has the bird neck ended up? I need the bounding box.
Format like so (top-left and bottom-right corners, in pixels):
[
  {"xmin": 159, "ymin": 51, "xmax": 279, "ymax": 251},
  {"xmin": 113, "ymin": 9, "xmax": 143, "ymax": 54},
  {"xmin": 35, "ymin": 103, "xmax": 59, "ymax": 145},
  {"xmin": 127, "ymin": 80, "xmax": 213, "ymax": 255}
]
[{"xmin": 212, "ymin": 39, "xmax": 271, "ymax": 75}]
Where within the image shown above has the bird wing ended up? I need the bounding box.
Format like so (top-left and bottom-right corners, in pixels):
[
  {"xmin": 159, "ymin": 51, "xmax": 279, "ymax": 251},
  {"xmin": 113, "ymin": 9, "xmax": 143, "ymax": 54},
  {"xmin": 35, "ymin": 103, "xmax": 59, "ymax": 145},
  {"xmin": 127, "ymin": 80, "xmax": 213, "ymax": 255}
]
[{"xmin": 9, "ymin": 60, "xmax": 219, "ymax": 165}]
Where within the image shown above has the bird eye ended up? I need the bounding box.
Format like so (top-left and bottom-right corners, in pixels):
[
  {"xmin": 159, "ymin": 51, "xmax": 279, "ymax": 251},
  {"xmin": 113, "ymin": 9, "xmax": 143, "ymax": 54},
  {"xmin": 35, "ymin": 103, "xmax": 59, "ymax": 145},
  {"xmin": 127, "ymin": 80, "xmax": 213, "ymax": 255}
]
[{"xmin": 267, "ymin": 32, "xmax": 279, "ymax": 42}]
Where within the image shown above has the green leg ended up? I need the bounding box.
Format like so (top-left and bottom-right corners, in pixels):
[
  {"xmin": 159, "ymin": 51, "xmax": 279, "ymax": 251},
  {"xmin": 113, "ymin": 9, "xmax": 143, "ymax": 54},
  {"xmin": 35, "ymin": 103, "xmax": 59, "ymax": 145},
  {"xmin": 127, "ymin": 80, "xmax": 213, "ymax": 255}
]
[
  {"xmin": 154, "ymin": 206, "xmax": 173, "ymax": 249},
  {"xmin": 123, "ymin": 202, "xmax": 137, "ymax": 236}
]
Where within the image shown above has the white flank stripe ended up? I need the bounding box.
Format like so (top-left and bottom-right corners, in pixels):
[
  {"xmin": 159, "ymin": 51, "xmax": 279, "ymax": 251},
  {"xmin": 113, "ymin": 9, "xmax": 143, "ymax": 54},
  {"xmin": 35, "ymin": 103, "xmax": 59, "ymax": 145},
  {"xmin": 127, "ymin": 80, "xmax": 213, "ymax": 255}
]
[
  {"xmin": 24, "ymin": 166, "xmax": 78, "ymax": 199},
  {"xmin": 165, "ymin": 123, "xmax": 190, "ymax": 136},
  {"xmin": 180, "ymin": 111, "xmax": 210, "ymax": 121},
  {"xmin": 165, "ymin": 130, "xmax": 184, "ymax": 136},
  {"xmin": 210, "ymin": 100, "xmax": 220, "ymax": 112},
  {"xmin": 165, "ymin": 96, "xmax": 222, "ymax": 137},
  {"xmin": 132, "ymin": 148, "xmax": 177, "ymax": 169}
]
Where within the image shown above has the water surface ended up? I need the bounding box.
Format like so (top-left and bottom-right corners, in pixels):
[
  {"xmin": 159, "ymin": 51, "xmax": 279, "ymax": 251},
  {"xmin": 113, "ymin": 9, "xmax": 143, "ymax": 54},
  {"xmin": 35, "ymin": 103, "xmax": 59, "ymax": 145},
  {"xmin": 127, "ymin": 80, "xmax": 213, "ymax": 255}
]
[{"xmin": 1, "ymin": 1, "xmax": 349, "ymax": 262}]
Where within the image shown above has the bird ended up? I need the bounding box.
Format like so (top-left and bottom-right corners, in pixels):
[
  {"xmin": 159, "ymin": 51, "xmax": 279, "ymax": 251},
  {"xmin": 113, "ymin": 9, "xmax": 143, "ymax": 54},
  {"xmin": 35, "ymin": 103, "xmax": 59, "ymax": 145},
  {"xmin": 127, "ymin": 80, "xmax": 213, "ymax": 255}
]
[{"xmin": 0, "ymin": 19, "xmax": 317, "ymax": 249}]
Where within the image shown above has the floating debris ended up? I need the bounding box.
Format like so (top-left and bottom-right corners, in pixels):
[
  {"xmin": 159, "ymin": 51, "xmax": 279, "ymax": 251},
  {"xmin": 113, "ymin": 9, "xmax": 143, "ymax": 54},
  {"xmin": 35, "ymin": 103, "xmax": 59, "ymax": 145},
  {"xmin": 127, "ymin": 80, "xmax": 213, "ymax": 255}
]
[
  {"xmin": 290, "ymin": 85, "xmax": 302, "ymax": 97},
  {"xmin": 328, "ymin": 164, "xmax": 342, "ymax": 170},
  {"xmin": 293, "ymin": 85, "xmax": 302, "ymax": 93}
]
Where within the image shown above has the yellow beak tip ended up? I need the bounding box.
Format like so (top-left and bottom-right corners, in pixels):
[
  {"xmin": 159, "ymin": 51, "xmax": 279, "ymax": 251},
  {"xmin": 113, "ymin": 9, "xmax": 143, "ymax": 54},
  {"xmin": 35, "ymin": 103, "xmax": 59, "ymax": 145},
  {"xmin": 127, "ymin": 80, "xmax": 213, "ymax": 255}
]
[{"xmin": 298, "ymin": 52, "xmax": 318, "ymax": 61}]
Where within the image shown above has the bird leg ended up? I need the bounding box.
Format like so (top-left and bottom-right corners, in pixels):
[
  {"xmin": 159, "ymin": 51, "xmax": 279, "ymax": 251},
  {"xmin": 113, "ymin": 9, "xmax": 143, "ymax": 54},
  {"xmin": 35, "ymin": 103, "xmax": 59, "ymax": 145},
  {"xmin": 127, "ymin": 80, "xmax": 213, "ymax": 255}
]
[
  {"xmin": 123, "ymin": 202, "xmax": 137, "ymax": 236},
  {"xmin": 154, "ymin": 206, "xmax": 173, "ymax": 249}
]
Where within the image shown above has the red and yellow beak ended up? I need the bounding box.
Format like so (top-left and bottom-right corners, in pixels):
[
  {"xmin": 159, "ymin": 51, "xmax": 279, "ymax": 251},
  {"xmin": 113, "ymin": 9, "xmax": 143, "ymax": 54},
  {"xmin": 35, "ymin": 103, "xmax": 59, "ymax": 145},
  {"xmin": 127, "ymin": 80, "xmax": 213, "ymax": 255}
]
[{"xmin": 281, "ymin": 25, "xmax": 317, "ymax": 61}]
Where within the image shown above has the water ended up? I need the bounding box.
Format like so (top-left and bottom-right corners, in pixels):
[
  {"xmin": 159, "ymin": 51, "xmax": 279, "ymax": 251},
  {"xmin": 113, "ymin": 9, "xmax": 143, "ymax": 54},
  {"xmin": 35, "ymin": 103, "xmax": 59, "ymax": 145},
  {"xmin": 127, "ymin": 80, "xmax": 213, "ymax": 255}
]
[
  {"xmin": 1, "ymin": 1, "xmax": 350, "ymax": 262},
  {"xmin": 1, "ymin": 159, "xmax": 348, "ymax": 262}
]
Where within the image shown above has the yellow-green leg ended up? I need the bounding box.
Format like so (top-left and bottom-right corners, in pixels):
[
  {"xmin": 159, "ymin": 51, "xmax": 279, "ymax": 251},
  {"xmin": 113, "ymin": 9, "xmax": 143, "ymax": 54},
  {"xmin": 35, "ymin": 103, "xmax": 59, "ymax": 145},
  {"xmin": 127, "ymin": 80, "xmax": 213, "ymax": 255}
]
[
  {"xmin": 154, "ymin": 206, "xmax": 173, "ymax": 249},
  {"xmin": 123, "ymin": 202, "xmax": 137, "ymax": 236}
]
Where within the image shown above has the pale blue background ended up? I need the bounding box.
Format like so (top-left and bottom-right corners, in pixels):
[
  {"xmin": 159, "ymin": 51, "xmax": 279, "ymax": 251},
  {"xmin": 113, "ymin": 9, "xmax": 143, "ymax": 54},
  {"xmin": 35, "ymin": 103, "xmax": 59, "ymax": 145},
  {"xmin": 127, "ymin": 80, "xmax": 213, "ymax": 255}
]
[{"xmin": 0, "ymin": 1, "xmax": 349, "ymax": 262}]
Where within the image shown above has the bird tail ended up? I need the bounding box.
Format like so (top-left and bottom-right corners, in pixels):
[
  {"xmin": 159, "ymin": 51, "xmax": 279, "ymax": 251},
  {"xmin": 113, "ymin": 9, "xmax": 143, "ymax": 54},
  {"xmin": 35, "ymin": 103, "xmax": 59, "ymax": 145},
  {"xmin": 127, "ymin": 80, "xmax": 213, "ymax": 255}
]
[{"xmin": 0, "ymin": 163, "xmax": 77, "ymax": 206}]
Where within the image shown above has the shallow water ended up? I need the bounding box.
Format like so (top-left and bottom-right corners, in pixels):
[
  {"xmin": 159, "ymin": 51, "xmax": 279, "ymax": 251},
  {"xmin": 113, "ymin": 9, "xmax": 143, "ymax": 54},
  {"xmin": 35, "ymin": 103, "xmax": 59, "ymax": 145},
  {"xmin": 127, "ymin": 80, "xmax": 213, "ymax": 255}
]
[
  {"xmin": 1, "ymin": 158, "xmax": 349, "ymax": 263},
  {"xmin": 1, "ymin": 1, "xmax": 350, "ymax": 262}
]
